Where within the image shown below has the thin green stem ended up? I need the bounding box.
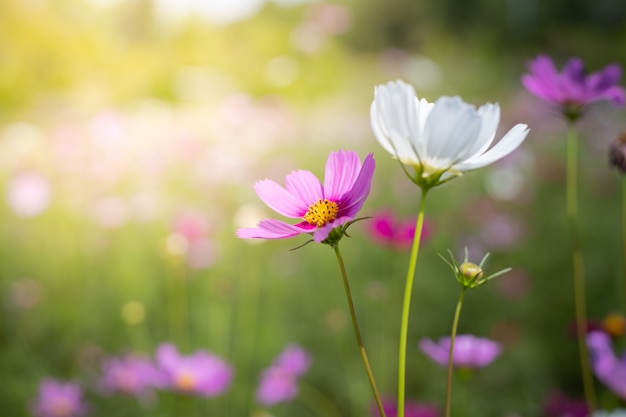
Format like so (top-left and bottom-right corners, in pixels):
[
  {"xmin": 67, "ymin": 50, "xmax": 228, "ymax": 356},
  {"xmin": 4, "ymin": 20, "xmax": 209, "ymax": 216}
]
[
  {"xmin": 398, "ymin": 189, "xmax": 429, "ymax": 417},
  {"xmin": 622, "ymin": 178, "xmax": 626, "ymax": 313},
  {"xmin": 445, "ymin": 287, "xmax": 467, "ymax": 417},
  {"xmin": 333, "ymin": 245, "xmax": 386, "ymax": 417},
  {"xmin": 566, "ymin": 123, "xmax": 596, "ymax": 412}
]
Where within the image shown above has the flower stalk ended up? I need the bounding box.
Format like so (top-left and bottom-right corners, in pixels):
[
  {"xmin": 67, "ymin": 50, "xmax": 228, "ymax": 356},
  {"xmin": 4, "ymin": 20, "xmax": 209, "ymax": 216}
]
[
  {"xmin": 333, "ymin": 244, "xmax": 386, "ymax": 417},
  {"xmin": 397, "ymin": 189, "xmax": 429, "ymax": 417},
  {"xmin": 445, "ymin": 287, "xmax": 467, "ymax": 417},
  {"xmin": 566, "ymin": 123, "xmax": 596, "ymax": 412}
]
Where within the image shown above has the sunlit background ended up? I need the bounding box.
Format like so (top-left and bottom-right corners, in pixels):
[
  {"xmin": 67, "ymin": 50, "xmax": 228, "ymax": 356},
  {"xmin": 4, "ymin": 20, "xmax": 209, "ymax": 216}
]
[{"xmin": 2, "ymin": 0, "xmax": 626, "ymax": 416}]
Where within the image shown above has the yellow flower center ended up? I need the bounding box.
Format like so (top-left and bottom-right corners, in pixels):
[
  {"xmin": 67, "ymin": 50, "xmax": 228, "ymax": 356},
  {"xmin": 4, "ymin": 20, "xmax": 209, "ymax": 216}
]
[
  {"xmin": 175, "ymin": 371, "xmax": 196, "ymax": 391},
  {"xmin": 303, "ymin": 199, "xmax": 338, "ymax": 227}
]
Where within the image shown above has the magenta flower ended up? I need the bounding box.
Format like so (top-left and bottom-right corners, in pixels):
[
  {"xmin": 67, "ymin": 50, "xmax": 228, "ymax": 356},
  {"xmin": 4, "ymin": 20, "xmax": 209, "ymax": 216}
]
[
  {"xmin": 543, "ymin": 391, "xmax": 588, "ymax": 417},
  {"xmin": 368, "ymin": 209, "xmax": 432, "ymax": 250},
  {"xmin": 419, "ymin": 335, "xmax": 501, "ymax": 368},
  {"xmin": 31, "ymin": 379, "xmax": 87, "ymax": 417},
  {"xmin": 256, "ymin": 344, "xmax": 312, "ymax": 406},
  {"xmin": 236, "ymin": 150, "xmax": 375, "ymax": 243},
  {"xmin": 587, "ymin": 331, "xmax": 626, "ymax": 399},
  {"xmin": 155, "ymin": 343, "xmax": 233, "ymax": 397},
  {"xmin": 372, "ymin": 397, "xmax": 439, "ymax": 417},
  {"xmin": 100, "ymin": 355, "xmax": 161, "ymax": 397},
  {"xmin": 521, "ymin": 55, "xmax": 625, "ymax": 119}
]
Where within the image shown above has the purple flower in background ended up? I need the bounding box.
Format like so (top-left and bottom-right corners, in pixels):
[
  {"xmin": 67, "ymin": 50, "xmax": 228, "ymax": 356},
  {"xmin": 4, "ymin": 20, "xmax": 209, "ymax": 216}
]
[
  {"xmin": 521, "ymin": 55, "xmax": 625, "ymax": 120},
  {"xmin": 542, "ymin": 391, "xmax": 588, "ymax": 417},
  {"xmin": 100, "ymin": 355, "xmax": 161, "ymax": 398},
  {"xmin": 256, "ymin": 344, "xmax": 312, "ymax": 406},
  {"xmin": 31, "ymin": 379, "xmax": 87, "ymax": 417},
  {"xmin": 586, "ymin": 331, "xmax": 626, "ymax": 399},
  {"xmin": 372, "ymin": 397, "xmax": 439, "ymax": 417},
  {"xmin": 237, "ymin": 150, "xmax": 375, "ymax": 243},
  {"xmin": 419, "ymin": 335, "xmax": 501, "ymax": 368},
  {"xmin": 367, "ymin": 209, "xmax": 432, "ymax": 250},
  {"xmin": 155, "ymin": 343, "xmax": 232, "ymax": 397}
]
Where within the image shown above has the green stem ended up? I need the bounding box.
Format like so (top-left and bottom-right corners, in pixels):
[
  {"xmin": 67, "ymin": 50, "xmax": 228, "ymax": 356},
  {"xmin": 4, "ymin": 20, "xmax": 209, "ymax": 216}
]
[
  {"xmin": 445, "ymin": 287, "xmax": 467, "ymax": 417},
  {"xmin": 566, "ymin": 123, "xmax": 596, "ymax": 412},
  {"xmin": 398, "ymin": 189, "xmax": 429, "ymax": 417},
  {"xmin": 333, "ymin": 245, "xmax": 386, "ymax": 417},
  {"xmin": 622, "ymin": 178, "xmax": 626, "ymax": 314}
]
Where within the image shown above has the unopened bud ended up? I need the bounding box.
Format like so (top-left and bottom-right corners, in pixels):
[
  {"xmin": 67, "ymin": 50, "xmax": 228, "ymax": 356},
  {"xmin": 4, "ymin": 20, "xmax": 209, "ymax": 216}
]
[{"xmin": 459, "ymin": 262, "xmax": 484, "ymax": 281}]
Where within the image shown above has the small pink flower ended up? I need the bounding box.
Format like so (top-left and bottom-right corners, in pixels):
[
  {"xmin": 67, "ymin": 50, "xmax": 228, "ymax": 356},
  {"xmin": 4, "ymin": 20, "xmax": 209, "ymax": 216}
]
[
  {"xmin": 256, "ymin": 344, "xmax": 312, "ymax": 406},
  {"xmin": 237, "ymin": 150, "xmax": 375, "ymax": 243},
  {"xmin": 155, "ymin": 343, "xmax": 233, "ymax": 397},
  {"xmin": 100, "ymin": 355, "xmax": 161, "ymax": 398},
  {"xmin": 367, "ymin": 209, "xmax": 432, "ymax": 250},
  {"xmin": 419, "ymin": 335, "xmax": 501, "ymax": 368},
  {"xmin": 31, "ymin": 379, "xmax": 87, "ymax": 417}
]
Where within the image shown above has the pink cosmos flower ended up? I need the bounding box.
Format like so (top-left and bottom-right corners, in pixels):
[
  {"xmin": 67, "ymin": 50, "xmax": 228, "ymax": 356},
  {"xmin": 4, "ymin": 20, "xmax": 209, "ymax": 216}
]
[
  {"xmin": 155, "ymin": 343, "xmax": 233, "ymax": 397},
  {"xmin": 521, "ymin": 55, "xmax": 625, "ymax": 118},
  {"xmin": 100, "ymin": 355, "xmax": 161, "ymax": 398},
  {"xmin": 256, "ymin": 344, "xmax": 312, "ymax": 406},
  {"xmin": 237, "ymin": 150, "xmax": 375, "ymax": 243},
  {"xmin": 367, "ymin": 209, "xmax": 432, "ymax": 250},
  {"xmin": 31, "ymin": 379, "xmax": 87, "ymax": 417},
  {"xmin": 419, "ymin": 335, "xmax": 501, "ymax": 368},
  {"xmin": 586, "ymin": 331, "xmax": 626, "ymax": 399}
]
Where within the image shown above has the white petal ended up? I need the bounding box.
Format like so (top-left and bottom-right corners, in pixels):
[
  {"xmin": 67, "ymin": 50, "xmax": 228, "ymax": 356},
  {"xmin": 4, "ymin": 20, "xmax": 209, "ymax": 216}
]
[
  {"xmin": 370, "ymin": 80, "xmax": 421, "ymax": 163},
  {"xmin": 463, "ymin": 103, "xmax": 500, "ymax": 160},
  {"xmin": 453, "ymin": 124, "xmax": 530, "ymax": 171},
  {"xmin": 422, "ymin": 96, "xmax": 482, "ymax": 167}
]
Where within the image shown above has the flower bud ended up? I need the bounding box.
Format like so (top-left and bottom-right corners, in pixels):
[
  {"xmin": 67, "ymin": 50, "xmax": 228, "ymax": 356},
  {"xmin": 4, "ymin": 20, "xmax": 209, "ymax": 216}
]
[
  {"xmin": 609, "ymin": 132, "xmax": 626, "ymax": 174},
  {"xmin": 459, "ymin": 262, "xmax": 484, "ymax": 281}
]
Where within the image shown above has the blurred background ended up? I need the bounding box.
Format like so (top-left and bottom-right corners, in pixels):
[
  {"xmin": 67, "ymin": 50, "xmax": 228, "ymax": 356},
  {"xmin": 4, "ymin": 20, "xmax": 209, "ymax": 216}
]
[{"xmin": 2, "ymin": 0, "xmax": 626, "ymax": 416}]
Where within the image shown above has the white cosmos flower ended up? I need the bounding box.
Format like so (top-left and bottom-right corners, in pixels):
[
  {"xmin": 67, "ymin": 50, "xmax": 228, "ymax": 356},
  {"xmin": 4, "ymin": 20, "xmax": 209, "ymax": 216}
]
[{"xmin": 370, "ymin": 79, "xmax": 530, "ymax": 189}]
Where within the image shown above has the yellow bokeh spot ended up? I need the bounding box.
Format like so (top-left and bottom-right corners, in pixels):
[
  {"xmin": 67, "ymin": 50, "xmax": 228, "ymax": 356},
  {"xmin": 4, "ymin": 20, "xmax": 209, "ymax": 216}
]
[
  {"xmin": 303, "ymin": 199, "xmax": 338, "ymax": 227},
  {"xmin": 121, "ymin": 301, "xmax": 145, "ymax": 325}
]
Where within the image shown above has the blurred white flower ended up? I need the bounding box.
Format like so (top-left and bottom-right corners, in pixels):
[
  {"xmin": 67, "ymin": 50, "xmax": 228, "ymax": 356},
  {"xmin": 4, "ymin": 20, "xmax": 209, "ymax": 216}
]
[{"xmin": 6, "ymin": 172, "xmax": 51, "ymax": 217}]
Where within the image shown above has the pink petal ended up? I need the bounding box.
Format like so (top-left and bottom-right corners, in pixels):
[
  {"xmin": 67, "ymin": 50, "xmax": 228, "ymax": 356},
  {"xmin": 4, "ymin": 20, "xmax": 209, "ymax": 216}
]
[
  {"xmin": 254, "ymin": 179, "xmax": 309, "ymax": 218},
  {"xmin": 237, "ymin": 219, "xmax": 313, "ymax": 240},
  {"xmin": 323, "ymin": 150, "xmax": 362, "ymax": 201},
  {"xmin": 285, "ymin": 170, "xmax": 323, "ymax": 207},
  {"xmin": 338, "ymin": 153, "xmax": 375, "ymax": 217}
]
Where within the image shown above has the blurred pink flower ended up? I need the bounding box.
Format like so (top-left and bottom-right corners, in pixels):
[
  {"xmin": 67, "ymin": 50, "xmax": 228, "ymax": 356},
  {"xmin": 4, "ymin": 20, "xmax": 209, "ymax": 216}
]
[
  {"xmin": 256, "ymin": 344, "xmax": 312, "ymax": 407},
  {"xmin": 367, "ymin": 209, "xmax": 432, "ymax": 250},
  {"xmin": 155, "ymin": 343, "xmax": 232, "ymax": 397},
  {"xmin": 587, "ymin": 331, "xmax": 626, "ymax": 399},
  {"xmin": 6, "ymin": 172, "xmax": 51, "ymax": 218},
  {"xmin": 31, "ymin": 379, "xmax": 87, "ymax": 417},
  {"xmin": 237, "ymin": 150, "xmax": 375, "ymax": 243},
  {"xmin": 543, "ymin": 391, "xmax": 588, "ymax": 417},
  {"xmin": 419, "ymin": 335, "xmax": 501, "ymax": 368},
  {"xmin": 100, "ymin": 355, "xmax": 161, "ymax": 398}
]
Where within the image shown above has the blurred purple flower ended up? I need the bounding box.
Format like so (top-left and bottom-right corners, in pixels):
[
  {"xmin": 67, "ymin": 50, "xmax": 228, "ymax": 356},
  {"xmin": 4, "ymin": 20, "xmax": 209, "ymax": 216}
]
[
  {"xmin": 256, "ymin": 344, "xmax": 312, "ymax": 406},
  {"xmin": 521, "ymin": 55, "xmax": 625, "ymax": 120},
  {"xmin": 6, "ymin": 172, "xmax": 51, "ymax": 218},
  {"xmin": 419, "ymin": 335, "xmax": 501, "ymax": 368},
  {"xmin": 542, "ymin": 391, "xmax": 588, "ymax": 417},
  {"xmin": 237, "ymin": 150, "xmax": 375, "ymax": 243},
  {"xmin": 100, "ymin": 355, "xmax": 161, "ymax": 398},
  {"xmin": 155, "ymin": 343, "xmax": 232, "ymax": 397},
  {"xmin": 367, "ymin": 209, "xmax": 432, "ymax": 250},
  {"xmin": 31, "ymin": 379, "xmax": 87, "ymax": 417},
  {"xmin": 586, "ymin": 331, "xmax": 626, "ymax": 399},
  {"xmin": 372, "ymin": 397, "xmax": 439, "ymax": 417}
]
